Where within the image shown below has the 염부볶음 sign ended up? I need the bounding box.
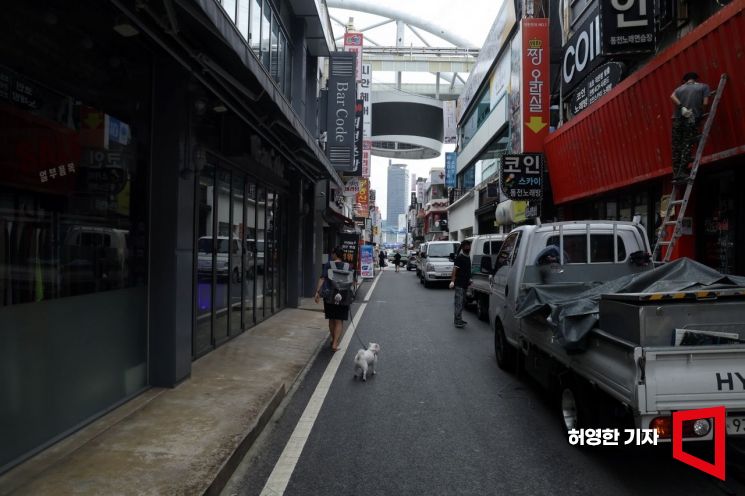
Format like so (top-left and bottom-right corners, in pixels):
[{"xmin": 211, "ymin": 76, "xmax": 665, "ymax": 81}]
[
  {"xmin": 521, "ymin": 18, "xmax": 550, "ymax": 153},
  {"xmin": 500, "ymin": 153, "xmax": 543, "ymax": 200}
]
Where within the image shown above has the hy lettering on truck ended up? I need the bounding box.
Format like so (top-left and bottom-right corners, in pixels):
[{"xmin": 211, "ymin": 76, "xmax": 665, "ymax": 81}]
[
  {"xmin": 716, "ymin": 372, "xmax": 745, "ymax": 391},
  {"xmin": 672, "ymin": 406, "xmax": 726, "ymax": 481}
]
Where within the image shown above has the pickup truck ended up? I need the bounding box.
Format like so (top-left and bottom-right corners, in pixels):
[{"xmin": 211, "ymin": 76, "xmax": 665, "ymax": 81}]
[{"xmin": 488, "ymin": 221, "xmax": 745, "ymax": 441}]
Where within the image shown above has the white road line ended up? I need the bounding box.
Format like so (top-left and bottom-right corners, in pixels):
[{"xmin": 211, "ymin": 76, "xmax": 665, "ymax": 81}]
[{"xmin": 260, "ymin": 275, "xmax": 380, "ymax": 496}]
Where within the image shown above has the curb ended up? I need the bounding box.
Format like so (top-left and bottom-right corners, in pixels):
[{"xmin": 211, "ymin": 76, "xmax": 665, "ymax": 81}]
[
  {"xmin": 205, "ymin": 384, "xmax": 286, "ymax": 496},
  {"xmin": 211, "ymin": 327, "xmax": 330, "ymax": 496}
]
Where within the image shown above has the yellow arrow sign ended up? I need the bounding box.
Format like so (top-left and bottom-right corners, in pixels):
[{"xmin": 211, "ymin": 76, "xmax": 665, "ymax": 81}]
[{"xmin": 525, "ymin": 116, "xmax": 547, "ymax": 134}]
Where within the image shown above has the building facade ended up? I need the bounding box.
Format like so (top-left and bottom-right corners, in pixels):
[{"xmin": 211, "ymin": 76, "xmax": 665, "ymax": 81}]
[
  {"xmin": 0, "ymin": 0, "xmax": 337, "ymax": 473},
  {"xmin": 545, "ymin": 0, "xmax": 745, "ymax": 275}
]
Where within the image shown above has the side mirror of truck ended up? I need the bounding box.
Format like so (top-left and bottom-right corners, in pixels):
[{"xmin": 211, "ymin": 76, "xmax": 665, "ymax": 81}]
[{"xmin": 448, "ymin": 253, "xmax": 455, "ymax": 262}]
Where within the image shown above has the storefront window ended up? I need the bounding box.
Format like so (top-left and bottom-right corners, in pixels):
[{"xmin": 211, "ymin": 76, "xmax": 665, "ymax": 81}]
[
  {"xmin": 0, "ymin": 18, "xmax": 150, "ymax": 468},
  {"xmin": 256, "ymin": 186, "xmax": 266, "ymax": 322},
  {"xmin": 214, "ymin": 168, "xmax": 231, "ymax": 344},
  {"xmin": 231, "ymin": 172, "xmax": 245, "ymax": 335},
  {"xmin": 244, "ymin": 181, "xmax": 256, "ymax": 326},
  {"xmin": 195, "ymin": 164, "xmax": 216, "ymax": 356}
]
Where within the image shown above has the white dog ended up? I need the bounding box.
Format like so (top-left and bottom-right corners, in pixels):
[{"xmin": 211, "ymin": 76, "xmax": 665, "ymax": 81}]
[{"xmin": 354, "ymin": 343, "xmax": 380, "ymax": 382}]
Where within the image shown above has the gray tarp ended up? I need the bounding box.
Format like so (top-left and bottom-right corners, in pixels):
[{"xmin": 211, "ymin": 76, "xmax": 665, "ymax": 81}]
[{"xmin": 514, "ymin": 258, "xmax": 745, "ymax": 352}]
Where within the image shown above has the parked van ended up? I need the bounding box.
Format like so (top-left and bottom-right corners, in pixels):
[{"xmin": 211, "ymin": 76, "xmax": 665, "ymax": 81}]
[
  {"xmin": 198, "ymin": 236, "xmax": 243, "ymax": 282},
  {"xmin": 465, "ymin": 233, "xmax": 507, "ymax": 320},
  {"xmin": 418, "ymin": 241, "xmax": 460, "ymax": 288}
]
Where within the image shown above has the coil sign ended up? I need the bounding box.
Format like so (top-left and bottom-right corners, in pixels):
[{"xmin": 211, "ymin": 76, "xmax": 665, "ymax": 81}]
[
  {"xmin": 562, "ymin": 12, "xmax": 602, "ymax": 95},
  {"xmin": 326, "ymin": 53, "xmax": 357, "ymax": 172}
]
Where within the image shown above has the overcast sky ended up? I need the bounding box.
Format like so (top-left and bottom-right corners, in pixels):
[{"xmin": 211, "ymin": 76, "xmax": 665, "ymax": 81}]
[{"xmin": 328, "ymin": 0, "xmax": 504, "ymax": 219}]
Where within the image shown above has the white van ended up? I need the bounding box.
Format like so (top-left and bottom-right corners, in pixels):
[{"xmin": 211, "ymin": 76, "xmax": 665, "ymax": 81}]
[
  {"xmin": 418, "ymin": 241, "xmax": 460, "ymax": 288},
  {"xmin": 465, "ymin": 233, "xmax": 507, "ymax": 320},
  {"xmin": 198, "ymin": 236, "xmax": 243, "ymax": 282}
]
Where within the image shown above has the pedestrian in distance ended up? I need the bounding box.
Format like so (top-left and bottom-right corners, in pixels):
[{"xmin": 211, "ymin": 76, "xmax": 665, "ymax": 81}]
[
  {"xmin": 670, "ymin": 72, "xmax": 710, "ymax": 182},
  {"xmin": 393, "ymin": 251, "xmax": 402, "ymax": 272},
  {"xmin": 314, "ymin": 246, "xmax": 351, "ymax": 351},
  {"xmin": 449, "ymin": 239, "xmax": 472, "ymax": 328},
  {"xmin": 378, "ymin": 249, "xmax": 386, "ymax": 269}
]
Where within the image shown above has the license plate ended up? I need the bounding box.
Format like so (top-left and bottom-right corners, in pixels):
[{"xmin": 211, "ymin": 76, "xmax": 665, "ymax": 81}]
[
  {"xmin": 439, "ymin": 272, "xmax": 451, "ymax": 277},
  {"xmin": 727, "ymin": 416, "xmax": 745, "ymax": 434}
]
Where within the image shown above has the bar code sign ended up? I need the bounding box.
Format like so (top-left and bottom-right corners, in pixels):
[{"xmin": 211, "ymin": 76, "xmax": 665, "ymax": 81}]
[{"xmin": 500, "ymin": 153, "xmax": 544, "ymax": 200}]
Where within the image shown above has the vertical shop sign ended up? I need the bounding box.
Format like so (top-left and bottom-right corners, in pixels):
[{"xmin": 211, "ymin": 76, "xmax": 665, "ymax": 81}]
[
  {"xmin": 343, "ymin": 32, "xmax": 364, "ymax": 81},
  {"xmin": 359, "ymin": 64, "xmax": 372, "ymax": 178},
  {"xmin": 442, "ymin": 100, "xmax": 457, "ymax": 144},
  {"xmin": 521, "ymin": 18, "xmax": 550, "ymax": 153},
  {"xmin": 355, "ymin": 178, "xmax": 369, "ymax": 217},
  {"xmin": 350, "ymin": 99, "xmax": 364, "ymax": 176},
  {"xmin": 445, "ymin": 152, "xmax": 457, "ymax": 188},
  {"xmin": 326, "ymin": 53, "xmax": 357, "ymax": 171}
]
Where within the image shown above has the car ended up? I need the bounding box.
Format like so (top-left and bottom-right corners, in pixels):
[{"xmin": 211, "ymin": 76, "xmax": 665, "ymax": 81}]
[
  {"xmin": 406, "ymin": 252, "xmax": 417, "ymax": 271},
  {"xmin": 418, "ymin": 241, "xmax": 460, "ymax": 288},
  {"xmin": 198, "ymin": 236, "xmax": 244, "ymax": 282},
  {"xmin": 414, "ymin": 243, "xmax": 428, "ymax": 276}
]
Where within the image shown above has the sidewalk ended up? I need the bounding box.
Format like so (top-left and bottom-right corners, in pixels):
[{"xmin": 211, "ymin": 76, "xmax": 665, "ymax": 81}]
[{"xmin": 0, "ymin": 307, "xmax": 330, "ymax": 496}]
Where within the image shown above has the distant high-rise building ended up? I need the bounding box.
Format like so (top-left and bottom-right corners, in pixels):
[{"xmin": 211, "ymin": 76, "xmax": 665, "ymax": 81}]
[
  {"xmin": 386, "ymin": 162, "xmax": 407, "ymax": 231},
  {"xmin": 410, "ymin": 173, "xmax": 416, "ymax": 193}
]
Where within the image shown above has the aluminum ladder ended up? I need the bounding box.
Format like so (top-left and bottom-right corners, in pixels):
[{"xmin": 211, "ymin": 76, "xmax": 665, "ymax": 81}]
[{"xmin": 652, "ymin": 73, "xmax": 728, "ymax": 264}]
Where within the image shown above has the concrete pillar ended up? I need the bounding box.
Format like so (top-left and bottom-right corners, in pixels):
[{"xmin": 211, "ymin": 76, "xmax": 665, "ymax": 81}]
[{"xmin": 148, "ymin": 55, "xmax": 195, "ymax": 387}]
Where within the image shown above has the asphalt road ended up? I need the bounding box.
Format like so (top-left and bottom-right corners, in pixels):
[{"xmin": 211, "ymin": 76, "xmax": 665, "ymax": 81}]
[{"xmin": 223, "ymin": 267, "xmax": 745, "ymax": 496}]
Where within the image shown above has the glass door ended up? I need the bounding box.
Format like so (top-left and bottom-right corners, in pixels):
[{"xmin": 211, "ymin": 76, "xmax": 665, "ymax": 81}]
[
  {"xmin": 244, "ymin": 181, "xmax": 256, "ymax": 326},
  {"xmin": 256, "ymin": 186, "xmax": 266, "ymax": 322},
  {"xmin": 195, "ymin": 164, "xmax": 216, "ymax": 357},
  {"xmin": 230, "ymin": 171, "xmax": 245, "ymax": 335}
]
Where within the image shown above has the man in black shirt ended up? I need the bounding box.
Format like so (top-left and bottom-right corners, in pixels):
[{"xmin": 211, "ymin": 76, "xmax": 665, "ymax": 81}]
[
  {"xmin": 449, "ymin": 240, "xmax": 472, "ymax": 328},
  {"xmin": 670, "ymin": 72, "xmax": 710, "ymax": 181}
]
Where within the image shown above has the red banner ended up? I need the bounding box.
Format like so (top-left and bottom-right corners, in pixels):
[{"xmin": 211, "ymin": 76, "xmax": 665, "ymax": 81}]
[
  {"xmin": 521, "ymin": 18, "xmax": 550, "ymax": 153},
  {"xmin": 343, "ymin": 32, "xmax": 364, "ymax": 81}
]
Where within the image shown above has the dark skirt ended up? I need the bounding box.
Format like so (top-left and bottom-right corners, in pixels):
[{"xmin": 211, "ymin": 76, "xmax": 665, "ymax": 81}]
[{"xmin": 323, "ymin": 301, "xmax": 350, "ymax": 321}]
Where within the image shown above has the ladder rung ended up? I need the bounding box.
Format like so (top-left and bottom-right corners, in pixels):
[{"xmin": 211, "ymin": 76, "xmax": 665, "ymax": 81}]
[
  {"xmin": 663, "ymin": 221, "xmax": 678, "ymax": 225},
  {"xmin": 657, "ymin": 241, "xmax": 671, "ymax": 245},
  {"xmin": 670, "ymin": 200, "xmax": 684, "ymax": 205}
]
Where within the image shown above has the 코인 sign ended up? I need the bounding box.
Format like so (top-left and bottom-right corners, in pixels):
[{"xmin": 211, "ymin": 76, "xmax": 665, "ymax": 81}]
[{"xmin": 500, "ymin": 153, "xmax": 543, "ymax": 201}]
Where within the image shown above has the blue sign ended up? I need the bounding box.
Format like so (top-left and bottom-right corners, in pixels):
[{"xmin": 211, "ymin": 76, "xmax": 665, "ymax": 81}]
[{"xmin": 445, "ymin": 152, "xmax": 457, "ymax": 188}]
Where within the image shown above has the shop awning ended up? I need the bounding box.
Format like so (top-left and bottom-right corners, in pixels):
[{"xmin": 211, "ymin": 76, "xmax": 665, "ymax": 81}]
[
  {"xmin": 323, "ymin": 208, "xmax": 355, "ymax": 226},
  {"xmin": 544, "ymin": 0, "xmax": 745, "ymax": 204}
]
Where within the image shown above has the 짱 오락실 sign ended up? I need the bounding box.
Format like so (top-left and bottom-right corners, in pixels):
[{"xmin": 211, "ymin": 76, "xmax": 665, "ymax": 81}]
[{"xmin": 500, "ymin": 154, "xmax": 543, "ymax": 200}]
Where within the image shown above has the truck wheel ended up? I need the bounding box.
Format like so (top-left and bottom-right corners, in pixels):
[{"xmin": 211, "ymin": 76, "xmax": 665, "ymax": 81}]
[
  {"xmin": 494, "ymin": 320, "xmax": 517, "ymax": 372},
  {"xmin": 476, "ymin": 294, "xmax": 488, "ymax": 321},
  {"xmin": 560, "ymin": 378, "xmax": 597, "ymax": 435}
]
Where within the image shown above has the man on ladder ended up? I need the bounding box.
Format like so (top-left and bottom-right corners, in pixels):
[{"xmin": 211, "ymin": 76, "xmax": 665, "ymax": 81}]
[
  {"xmin": 670, "ymin": 72, "xmax": 710, "ymax": 182},
  {"xmin": 653, "ymin": 72, "xmax": 727, "ymax": 264}
]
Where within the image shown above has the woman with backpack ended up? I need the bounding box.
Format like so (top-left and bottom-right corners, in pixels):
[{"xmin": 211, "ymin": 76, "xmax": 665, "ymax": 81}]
[{"xmin": 314, "ymin": 246, "xmax": 351, "ymax": 351}]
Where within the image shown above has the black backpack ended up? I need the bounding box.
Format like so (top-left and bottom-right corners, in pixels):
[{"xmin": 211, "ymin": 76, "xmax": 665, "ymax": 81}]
[{"xmin": 324, "ymin": 261, "xmax": 354, "ymax": 306}]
